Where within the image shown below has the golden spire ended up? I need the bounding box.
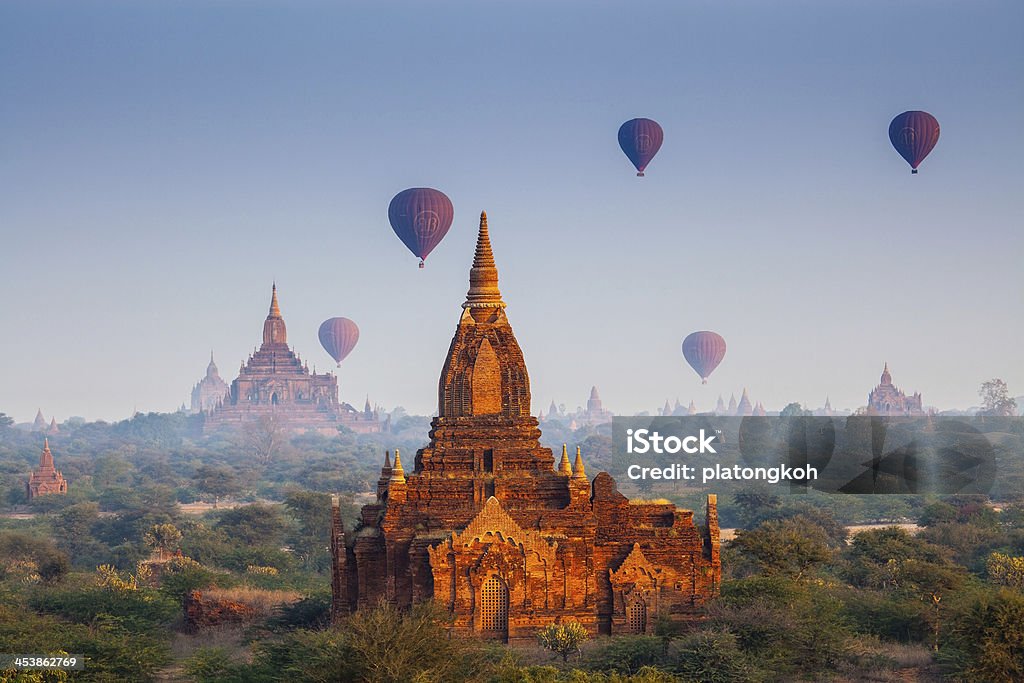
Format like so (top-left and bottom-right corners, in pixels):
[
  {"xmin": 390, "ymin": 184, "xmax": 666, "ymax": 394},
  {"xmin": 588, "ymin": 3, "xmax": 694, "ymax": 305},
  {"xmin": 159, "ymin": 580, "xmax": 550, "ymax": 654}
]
[
  {"xmin": 558, "ymin": 444, "xmax": 572, "ymax": 475},
  {"xmin": 572, "ymin": 446, "xmax": 586, "ymax": 479},
  {"xmin": 269, "ymin": 282, "xmax": 281, "ymax": 318},
  {"xmin": 390, "ymin": 449, "xmax": 406, "ymax": 483},
  {"xmin": 463, "ymin": 211, "xmax": 506, "ymax": 309}
]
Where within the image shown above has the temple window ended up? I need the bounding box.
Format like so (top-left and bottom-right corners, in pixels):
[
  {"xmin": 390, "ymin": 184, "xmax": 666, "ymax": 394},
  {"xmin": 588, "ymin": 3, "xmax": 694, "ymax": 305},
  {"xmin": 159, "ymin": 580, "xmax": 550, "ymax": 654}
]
[
  {"xmin": 626, "ymin": 598, "xmax": 647, "ymax": 634},
  {"xmin": 480, "ymin": 575, "xmax": 509, "ymax": 636}
]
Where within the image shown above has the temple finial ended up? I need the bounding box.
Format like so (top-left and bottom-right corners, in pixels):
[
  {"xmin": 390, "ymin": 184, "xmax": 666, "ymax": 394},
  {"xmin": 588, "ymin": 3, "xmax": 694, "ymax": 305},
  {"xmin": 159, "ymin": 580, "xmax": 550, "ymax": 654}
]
[
  {"xmin": 269, "ymin": 283, "xmax": 282, "ymax": 317},
  {"xmin": 558, "ymin": 444, "xmax": 572, "ymax": 475},
  {"xmin": 463, "ymin": 211, "xmax": 505, "ymax": 309},
  {"xmin": 572, "ymin": 445, "xmax": 586, "ymax": 479},
  {"xmin": 390, "ymin": 449, "xmax": 406, "ymax": 483}
]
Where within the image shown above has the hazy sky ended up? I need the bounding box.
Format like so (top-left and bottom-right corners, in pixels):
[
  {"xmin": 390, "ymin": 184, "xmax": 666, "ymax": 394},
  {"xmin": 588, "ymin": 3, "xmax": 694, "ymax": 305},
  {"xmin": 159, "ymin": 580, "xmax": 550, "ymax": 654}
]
[{"xmin": 2, "ymin": 1, "xmax": 1022, "ymax": 423}]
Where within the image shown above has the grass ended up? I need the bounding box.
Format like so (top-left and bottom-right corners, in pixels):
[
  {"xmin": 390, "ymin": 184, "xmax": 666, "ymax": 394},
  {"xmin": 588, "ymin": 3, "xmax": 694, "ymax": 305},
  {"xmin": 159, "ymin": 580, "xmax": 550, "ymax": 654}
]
[{"xmin": 202, "ymin": 586, "xmax": 303, "ymax": 617}]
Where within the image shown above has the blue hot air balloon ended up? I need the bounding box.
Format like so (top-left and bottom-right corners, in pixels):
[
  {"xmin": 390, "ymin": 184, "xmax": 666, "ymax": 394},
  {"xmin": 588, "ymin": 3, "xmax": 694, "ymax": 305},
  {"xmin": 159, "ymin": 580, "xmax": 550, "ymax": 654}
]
[
  {"xmin": 618, "ymin": 118, "xmax": 664, "ymax": 176},
  {"xmin": 388, "ymin": 188, "xmax": 454, "ymax": 268}
]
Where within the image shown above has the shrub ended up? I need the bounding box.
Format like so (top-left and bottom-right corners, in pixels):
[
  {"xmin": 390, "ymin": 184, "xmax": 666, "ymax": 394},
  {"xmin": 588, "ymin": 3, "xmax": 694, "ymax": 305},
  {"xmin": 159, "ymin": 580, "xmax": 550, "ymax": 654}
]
[
  {"xmin": 537, "ymin": 621, "xmax": 590, "ymax": 662},
  {"xmin": 584, "ymin": 635, "xmax": 665, "ymax": 675}
]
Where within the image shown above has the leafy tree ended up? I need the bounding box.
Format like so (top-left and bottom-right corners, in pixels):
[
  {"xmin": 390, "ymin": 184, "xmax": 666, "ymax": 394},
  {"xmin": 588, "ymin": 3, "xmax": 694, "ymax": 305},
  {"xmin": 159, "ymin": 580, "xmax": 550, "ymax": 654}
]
[
  {"xmin": 731, "ymin": 517, "xmax": 834, "ymax": 579},
  {"xmin": 537, "ymin": 621, "xmax": 590, "ymax": 662},
  {"xmin": 780, "ymin": 402, "xmax": 810, "ymax": 418},
  {"xmin": 582, "ymin": 635, "xmax": 665, "ymax": 675},
  {"xmin": 341, "ymin": 601, "xmax": 493, "ymax": 682},
  {"xmin": 215, "ymin": 503, "xmax": 287, "ymax": 547},
  {"xmin": 283, "ymin": 491, "xmax": 333, "ymax": 571},
  {"xmin": 0, "ymin": 412, "xmax": 13, "ymax": 428},
  {"xmin": 731, "ymin": 487, "xmax": 782, "ymax": 528},
  {"xmin": 979, "ymin": 378, "xmax": 1018, "ymax": 416},
  {"xmin": 144, "ymin": 523, "xmax": 183, "ymax": 561},
  {"xmin": 193, "ymin": 464, "xmax": 239, "ymax": 507},
  {"xmin": 671, "ymin": 629, "xmax": 754, "ymax": 683},
  {"xmin": 986, "ymin": 552, "xmax": 1024, "ymax": 589},
  {"xmin": 945, "ymin": 589, "xmax": 1024, "ymax": 682}
]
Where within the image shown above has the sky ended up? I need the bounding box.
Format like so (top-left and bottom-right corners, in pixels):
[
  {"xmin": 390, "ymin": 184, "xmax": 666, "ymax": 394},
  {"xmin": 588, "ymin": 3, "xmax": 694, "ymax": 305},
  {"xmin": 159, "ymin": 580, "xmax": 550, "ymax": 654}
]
[{"xmin": 2, "ymin": 1, "xmax": 1022, "ymax": 423}]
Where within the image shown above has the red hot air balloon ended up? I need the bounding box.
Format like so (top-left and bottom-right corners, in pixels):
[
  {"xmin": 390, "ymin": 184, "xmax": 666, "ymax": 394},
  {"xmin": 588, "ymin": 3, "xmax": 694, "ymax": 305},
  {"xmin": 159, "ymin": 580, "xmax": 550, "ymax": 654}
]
[
  {"xmin": 682, "ymin": 331, "xmax": 726, "ymax": 384},
  {"xmin": 318, "ymin": 317, "xmax": 359, "ymax": 367},
  {"xmin": 889, "ymin": 111, "xmax": 940, "ymax": 174},
  {"xmin": 388, "ymin": 188, "xmax": 454, "ymax": 267},
  {"xmin": 618, "ymin": 118, "xmax": 664, "ymax": 176}
]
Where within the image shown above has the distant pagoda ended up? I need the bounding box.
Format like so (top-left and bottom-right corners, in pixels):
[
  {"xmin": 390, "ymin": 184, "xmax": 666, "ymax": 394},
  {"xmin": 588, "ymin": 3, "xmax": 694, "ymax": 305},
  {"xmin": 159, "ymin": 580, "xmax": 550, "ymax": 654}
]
[
  {"xmin": 190, "ymin": 352, "xmax": 230, "ymax": 414},
  {"xmin": 26, "ymin": 439, "xmax": 68, "ymax": 500},
  {"xmin": 204, "ymin": 284, "xmax": 381, "ymax": 435},
  {"xmin": 867, "ymin": 363, "xmax": 923, "ymax": 416}
]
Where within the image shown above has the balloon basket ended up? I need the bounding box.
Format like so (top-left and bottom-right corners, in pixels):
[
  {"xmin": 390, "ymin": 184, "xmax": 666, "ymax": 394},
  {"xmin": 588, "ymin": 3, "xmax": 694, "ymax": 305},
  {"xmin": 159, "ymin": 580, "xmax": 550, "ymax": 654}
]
[
  {"xmin": 636, "ymin": 172, "xmax": 644, "ymax": 177},
  {"xmin": 702, "ymin": 379, "xmax": 707, "ymax": 385},
  {"xmin": 418, "ymin": 260, "xmax": 425, "ymax": 269},
  {"xmin": 911, "ymin": 169, "xmax": 918, "ymax": 174},
  {"xmin": 336, "ymin": 362, "xmax": 341, "ymax": 368}
]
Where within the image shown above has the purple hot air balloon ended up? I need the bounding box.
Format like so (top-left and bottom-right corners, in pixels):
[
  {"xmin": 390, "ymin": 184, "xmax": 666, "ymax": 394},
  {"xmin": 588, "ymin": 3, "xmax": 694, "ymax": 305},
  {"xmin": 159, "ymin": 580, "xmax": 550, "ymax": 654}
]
[
  {"xmin": 388, "ymin": 188, "xmax": 454, "ymax": 268},
  {"xmin": 318, "ymin": 317, "xmax": 359, "ymax": 367},
  {"xmin": 889, "ymin": 111, "xmax": 940, "ymax": 174},
  {"xmin": 682, "ymin": 331, "xmax": 727, "ymax": 384},
  {"xmin": 618, "ymin": 118, "xmax": 664, "ymax": 177}
]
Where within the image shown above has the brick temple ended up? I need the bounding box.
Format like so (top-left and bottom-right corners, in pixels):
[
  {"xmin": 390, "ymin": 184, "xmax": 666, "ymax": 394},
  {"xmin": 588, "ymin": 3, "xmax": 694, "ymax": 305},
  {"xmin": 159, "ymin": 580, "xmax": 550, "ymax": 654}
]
[
  {"xmin": 330, "ymin": 212, "xmax": 720, "ymax": 641},
  {"xmin": 203, "ymin": 285, "xmax": 381, "ymax": 435},
  {"xmin": 868, "ymin": 363, "xmax": 924, "ymax": 416},
  {"xmin": 26, "ymin": 438, "xmax": 68, "ymax": 500}
]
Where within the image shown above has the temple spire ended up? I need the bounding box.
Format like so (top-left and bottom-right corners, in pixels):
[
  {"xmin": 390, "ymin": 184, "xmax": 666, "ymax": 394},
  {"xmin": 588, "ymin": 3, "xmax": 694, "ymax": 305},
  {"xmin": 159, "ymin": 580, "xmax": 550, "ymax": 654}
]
[
  {"xmin": 390, "ymin": 449, "xmax": 406, "ymax": 483},
  {"xmin": 40, "ymin": 439, "xmax": 53, "ymax": 468},
  {"xmin": 463, "ymin": 211, "xmax": 506, "ymax": 309},
  {"xmin": 269, "ymin": 282, "xmax": 282, "ymax": 318},
  {"xmin": 262, "ymin": 283, "xmax": 288, "ymax": 346},
  {"xmin": 572, "ymin": 446, "xmax": 586, "ymax": 479},
  {"xmin": 558, "ymin": 444, "xmax": 572, "ymax": 475}
]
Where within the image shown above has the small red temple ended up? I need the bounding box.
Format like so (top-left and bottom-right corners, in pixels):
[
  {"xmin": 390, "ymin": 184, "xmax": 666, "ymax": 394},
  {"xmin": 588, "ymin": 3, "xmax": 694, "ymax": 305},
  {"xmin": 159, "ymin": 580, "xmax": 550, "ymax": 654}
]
[{"xmin": 26, "ymin": 439, "xmax": 68, "ymax": 500}]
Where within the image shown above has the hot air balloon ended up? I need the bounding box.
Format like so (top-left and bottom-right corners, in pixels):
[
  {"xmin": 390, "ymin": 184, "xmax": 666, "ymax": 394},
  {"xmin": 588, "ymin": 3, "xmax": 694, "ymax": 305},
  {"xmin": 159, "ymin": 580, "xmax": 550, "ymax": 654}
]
[
  {"xmin": 682, "ymin": 331, "xmax": 726, "ymax": 384},
  {"xmin": 388, "ymin": 188, "xmax": 454, "ymax": 267},
  {"xmin": 889, "ymin": 111, "xmax": 940, "ymax": 174},
  {"xmin": 618, "ymin": 118, "xmax": 664, "ymax": 176},
  {"xmin": 318, "ymin": 317, "xmax": 359, "ymax": 367}
]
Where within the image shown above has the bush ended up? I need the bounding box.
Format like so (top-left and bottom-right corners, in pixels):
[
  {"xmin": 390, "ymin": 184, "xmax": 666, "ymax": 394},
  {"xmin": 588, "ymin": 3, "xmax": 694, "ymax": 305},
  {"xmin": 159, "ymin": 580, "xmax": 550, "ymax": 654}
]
[
  {"xmin": 671, "ymin": 629, "xmax": 755, "ymax": 682},
  {"xmin": 584, "ymin": 636, "xmax": 665, "ymax": 675},
  {"xmin": 537, "ymin": 621, "xmax": 590, "ymax": 663},
  {"xmin": 943, "ymin": 588, "xmax": 1024, "ymax": 682}
]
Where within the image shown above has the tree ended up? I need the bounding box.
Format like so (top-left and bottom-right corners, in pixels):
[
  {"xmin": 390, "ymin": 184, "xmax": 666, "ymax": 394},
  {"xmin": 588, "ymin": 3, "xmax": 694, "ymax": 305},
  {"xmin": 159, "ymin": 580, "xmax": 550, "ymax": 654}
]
[
  {"xmin": 0, "ymin": 412, "xmax": 13, "ymax": 428},
  {"xmin": 987, "ymin": 552, "xmax": 1024, "ymax": 589},
  {"xmin": 193, "ymin": 465, "xmax": 239, "ymax": 507},
  {"xmin": 144, "ymin": 523, "xmax": 183, "ymax": 561},
  {"xmin": 780, "ymin": 402, "xmax": 810, "ymax": 418},
  {"xmin": 283, "ymin": 491, "xmax": 333, "ymax": 571},
  {"xmin": 244, "ymin": 412, "xmax": 289, "ymax": 465},
  {"xmin": 214, "ymin": 503, "xmax": 287, "ymax": 547},
  {"xmin": 979, "ymin": 378, "xmax": 1017, "ymax": 416},
  {"xmin": 947, "ymin": 589, "xmax": 1024, "ymax": 682},
  {"xmin": 731, "ymin": 517, "xmax": 834, "ymax": 579},
  {"xmin": 732, "ymin": 487, "xmax": 782, "ymax": 528},
  {"xmin": 537, "ymin": 621, "xmax": 590, "ymax": 662}
]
